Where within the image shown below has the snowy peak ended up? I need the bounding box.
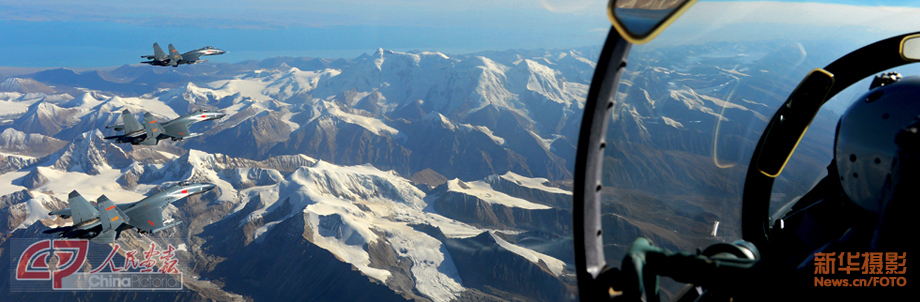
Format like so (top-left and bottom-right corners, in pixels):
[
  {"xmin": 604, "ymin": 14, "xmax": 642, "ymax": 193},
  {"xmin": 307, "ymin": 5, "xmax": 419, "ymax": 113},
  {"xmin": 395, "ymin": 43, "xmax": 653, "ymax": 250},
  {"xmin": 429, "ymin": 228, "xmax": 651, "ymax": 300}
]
[
  {"xmin": 444, "ymin": 178, "xmax": 551, "ymax": 210},
  {"xmin": 0, "ymin": 91, "xmax": 72, "ymax": 105},
  {"xmin": 0, "ymin": 78, "xmax": 55, "ymax": 94},
  {"xmin": 151, "ymin": 149, "xmax": 257, "ymax": 183},
  {"xmin": 313, "ymin": 48, "xmax": 465, "ymax": 113},
  {"xmin": 229, "ymin": 159, "xmax": 472, "ymax": 301},
  {"xmin": 59, "ymin": 92, "xmax": 103, "ymax": 110},
  {"xmin": 505, "ymin": 58, "xmax": 577, "ymax": 108},
  {"xmin": 130, "ymin": 149, "xmax": 317, "ymax": 188},
  {"xmin": 0, "ymin": 128, "xmax": 67, "ymax": 158},
  {"xmin": 264, "ymin": 68, "xmax": 339, "ymax": 101},
  {"xmin": 428, "ymin": 171, "xmax": 572, "ymax": 236},
  {"xmin": 496, "ymin": 171, "xmax": 570, "ymax": 195},
  {"xmin": 489, "ymin": 231, "xmax": 565, "ymax": 276},
  {"xmin": 209, "ymin": 67, "xmax": 339, "ymax": 103},
  {"xmin": 422, "ymin": 111, "xmax": 456, "ymax": 131},
  {"xmin": 304, "ymin": 47, "xmax": 591, "ymax": 136},
  {"xmin": 465, "ymin": 56, "xmax": 516, "ymax": 113},
  {"xmin": 276, "ymin": 62, "xmax": 292, "ymax": 71},
  {"xmin": 296, "ymin": 160, "xmax": 425, "ymax": 208},
  {"xmin": 352, "ymin": 89, "xmax": 384, "ymax": 115},
  {"xmin": 46, "ymin": 130, "xmax": 129, "ymax": 175},
  {"xmin": 11, "ymin": 100, "xmax": 81, "ymax": 136},
  {"xmin": 418, "ymin": 112, "xmax": 506, "ymax": 146},
  {"xmin": 439, "ymin": 230, "xmax": 570, "ymax": 300},
  {"xmin": 559, "ymin": 49, "xmax": 596, "ymax": 68},
  {"xmin": 153, "ymin": 82, "xmax": 229, "ymax": 114},
  {"xmin": 307, "ymin": 99, "xmax": 400, "ymax": 137},
  {"xmin": 0, "ymin": 190, "xmax": 64, "ymax": 233},
  {"xmin": 25, "ymin": 100, "xmax": 74, "ymax": 117}
]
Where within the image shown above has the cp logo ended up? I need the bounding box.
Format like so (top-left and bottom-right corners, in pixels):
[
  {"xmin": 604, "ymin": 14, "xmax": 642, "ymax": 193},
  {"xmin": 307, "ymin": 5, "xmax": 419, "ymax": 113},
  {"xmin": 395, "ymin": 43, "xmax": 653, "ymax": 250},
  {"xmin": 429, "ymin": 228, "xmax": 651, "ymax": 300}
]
[{"xmin": 16, "ymin": 239, "xmax": 89, "ymax": 289}]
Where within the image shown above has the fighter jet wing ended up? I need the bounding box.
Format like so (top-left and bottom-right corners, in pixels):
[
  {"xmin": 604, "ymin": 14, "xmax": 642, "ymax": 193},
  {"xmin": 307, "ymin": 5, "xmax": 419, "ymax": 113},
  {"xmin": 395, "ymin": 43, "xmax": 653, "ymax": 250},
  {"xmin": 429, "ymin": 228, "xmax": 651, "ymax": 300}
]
[
  {"xmin": 127, "ymin": 206, "xmax": 165, "ymax": 233},
  {"xmin": 68, "ymin": 191, "xmax": 99, "ymax": 224},
  {"xmin": 162, "ymin": 121, "xmax": 191, "ymax": 139},
  {"xmin": 181, "ymin": 51, "xmax": 202, "ymax": 62},
  {"xmin": 90, "ymin": 230, "xmax": 118, "ymax": 244}
]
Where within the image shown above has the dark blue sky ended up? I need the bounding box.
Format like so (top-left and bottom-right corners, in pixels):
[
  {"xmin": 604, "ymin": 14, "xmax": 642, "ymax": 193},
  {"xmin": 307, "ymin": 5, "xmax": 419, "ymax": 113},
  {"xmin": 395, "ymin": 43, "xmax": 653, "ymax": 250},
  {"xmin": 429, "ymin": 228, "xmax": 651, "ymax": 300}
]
[{"xmin": 0, "ymin": 21, "xmax": 606, "ymax": 67}]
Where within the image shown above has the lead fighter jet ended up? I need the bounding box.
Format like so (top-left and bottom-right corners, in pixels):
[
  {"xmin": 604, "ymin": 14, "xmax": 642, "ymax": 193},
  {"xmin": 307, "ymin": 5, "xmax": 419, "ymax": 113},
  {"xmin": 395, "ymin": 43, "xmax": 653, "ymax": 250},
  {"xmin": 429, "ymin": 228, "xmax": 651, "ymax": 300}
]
[
  {"xmin": 104, "ymin": 109, "xmax": 225, "ymax": 145},
  {"xmin": 141, "ymin": 43, "xmax": 227, "ymax": 67},
  {"xmin": 46, "ymin": 182, "xmax": 216, "ymax": 243}
]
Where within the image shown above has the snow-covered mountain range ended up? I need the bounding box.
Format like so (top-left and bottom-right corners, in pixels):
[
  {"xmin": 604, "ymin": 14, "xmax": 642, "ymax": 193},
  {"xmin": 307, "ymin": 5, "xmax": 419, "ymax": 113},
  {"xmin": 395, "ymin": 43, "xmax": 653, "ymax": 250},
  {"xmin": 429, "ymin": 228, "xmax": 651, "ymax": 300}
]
[{"xmin": 0, "ymin": 48, "xmax": 592, "ymax": 301}]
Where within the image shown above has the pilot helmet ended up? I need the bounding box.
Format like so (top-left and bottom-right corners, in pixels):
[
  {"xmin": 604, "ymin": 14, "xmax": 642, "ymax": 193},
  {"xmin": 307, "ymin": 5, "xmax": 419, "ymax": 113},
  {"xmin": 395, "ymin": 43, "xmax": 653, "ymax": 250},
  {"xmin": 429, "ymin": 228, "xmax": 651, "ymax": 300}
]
[{"xmin": 834, "ymin": 73, "xmax": 920, "ymax": 213}]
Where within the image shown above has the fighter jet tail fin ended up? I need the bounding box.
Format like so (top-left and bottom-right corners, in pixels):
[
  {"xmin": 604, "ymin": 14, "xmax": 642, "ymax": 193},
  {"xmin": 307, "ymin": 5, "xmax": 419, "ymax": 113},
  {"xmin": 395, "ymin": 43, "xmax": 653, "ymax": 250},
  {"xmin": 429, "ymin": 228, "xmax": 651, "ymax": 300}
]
[
  {"xmin": 141, "ymin": 113, "xmax": 166, "ymax": 145},
  {"xmin": 96, "ymin": 195, "xmax": 127, "ymax": 232},
  {"xmin": 153, "ymin": 43, "xmax": 167, "ymax": 61},
  {"xmin": 118, "ymin": 109, "xmax": 143, "ymax": 134},
  {"xmin": 123, "ymin": 110, "xmax": 143, "ymax": 133},
  {"xmin": 68, "ymin": 190, "xmax": 99, "ymax": 225},
  {"xmin": 168, "ymin": 44, "xmax": 182, "ymax": 66}
]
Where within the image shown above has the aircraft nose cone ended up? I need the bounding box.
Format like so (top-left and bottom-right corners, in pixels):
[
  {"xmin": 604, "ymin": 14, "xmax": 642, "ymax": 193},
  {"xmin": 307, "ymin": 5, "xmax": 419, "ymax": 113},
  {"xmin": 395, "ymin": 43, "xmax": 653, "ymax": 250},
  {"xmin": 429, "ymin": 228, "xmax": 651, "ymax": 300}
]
[
  {"xmin": 203, "ymin": 183, "xmax": 217, "ymax": 191},
  {"xmin": 215, "ymin": 112, "xmax": 226, "ymax": 118}
]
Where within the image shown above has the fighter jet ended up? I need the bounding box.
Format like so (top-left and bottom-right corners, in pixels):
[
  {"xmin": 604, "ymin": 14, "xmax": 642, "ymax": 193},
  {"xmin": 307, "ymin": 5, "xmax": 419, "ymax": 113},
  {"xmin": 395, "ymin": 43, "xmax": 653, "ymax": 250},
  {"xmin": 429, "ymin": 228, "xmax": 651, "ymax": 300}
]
[
  {"xmin": 141, "ymin": 43, "xmax": 227, "ymax": 67},
  {"xmin": 46, "ymin": 182, "xmax": 216, "ymax": 242},
  {"xmin": 104, "ymin": 109, "xmax": 225, "ymax": 145}
]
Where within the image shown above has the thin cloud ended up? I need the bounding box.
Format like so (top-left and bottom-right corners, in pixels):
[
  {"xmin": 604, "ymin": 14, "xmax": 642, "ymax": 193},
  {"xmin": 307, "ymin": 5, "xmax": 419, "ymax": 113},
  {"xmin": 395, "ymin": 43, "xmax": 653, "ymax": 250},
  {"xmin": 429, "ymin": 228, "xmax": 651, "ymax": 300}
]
[
  {"xmin": 678, "ymin": 2, "xmax": 920, "ymax": 30},
  {"xmin": 539, "ymin": 0, "xmax": 604, "ymax": 14},
  {"xmin": 645, "ymin": 2, "xmax": 920, "ymax": 49}
]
